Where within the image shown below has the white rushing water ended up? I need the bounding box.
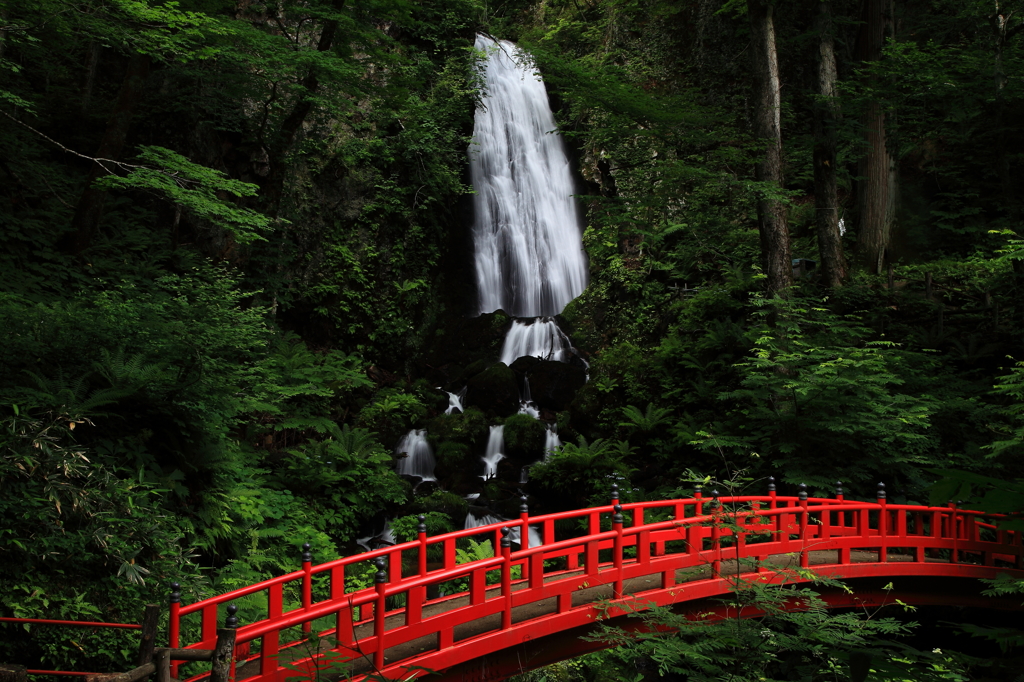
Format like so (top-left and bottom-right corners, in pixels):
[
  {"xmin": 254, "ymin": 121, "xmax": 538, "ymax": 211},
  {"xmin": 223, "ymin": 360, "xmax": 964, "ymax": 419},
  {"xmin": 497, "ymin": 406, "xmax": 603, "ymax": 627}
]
[
  {"xmin": 544, "ymin": 424, "xmax": 562, "ymax": 459},
  {"xmin": 469, "ymin": 35, "xmax": 587, "ymax": 319},
  {"xmin": 500, "ymin": 317, "xmax": 575, "ymax": 365},
  {"xmin": 395, "ymin": 429, "xmax": 436, "ymax": 481},
  {"xmin": 444, "ymin": 388, "xmax": 466, "ymax": 415},
  {"xmin": 481, "ymin": 425, "xmax": 505, "ymax": 479},
  {"xmin": 464, "ymin": 511, "xmax": 543, "ymax": 548}
]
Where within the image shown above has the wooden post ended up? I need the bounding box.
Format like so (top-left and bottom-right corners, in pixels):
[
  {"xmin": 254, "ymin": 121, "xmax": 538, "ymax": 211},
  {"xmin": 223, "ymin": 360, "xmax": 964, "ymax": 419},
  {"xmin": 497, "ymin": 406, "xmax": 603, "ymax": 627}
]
[
  {"xmin": 210, "ymin": 630, "xmax": 237, "ymax": 682},
  {"xmin": 136, "ymin": 604, "xmax": 161, "ymax": 666},
  {"xmin": 154, "ymin": 649, "xmax": 170, "ymax": 682},
  {"xmin": 0, "ymin": 665, "xmax": 27, "ymax": 682}
]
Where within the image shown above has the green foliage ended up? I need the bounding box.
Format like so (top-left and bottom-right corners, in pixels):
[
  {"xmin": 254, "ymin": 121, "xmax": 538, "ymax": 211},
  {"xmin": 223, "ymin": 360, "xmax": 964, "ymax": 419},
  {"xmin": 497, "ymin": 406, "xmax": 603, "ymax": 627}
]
[
  {"xmin": 714, "ymin": 296, "xmax": 940, "ymax": 492},
  {"xmin": 591, "ymin": 576, "xmax": 972, "ymax": 681},
  {"xmin": 502, "ymin": 413, "xmax": 547, "ymax": 460},
  {"xmin": 529, "ymin": 436, "xmax": 636, "ymax": 508},
  {"xmin": 95, "ymin": 146, "xmax": 274, "ymax": 244}
]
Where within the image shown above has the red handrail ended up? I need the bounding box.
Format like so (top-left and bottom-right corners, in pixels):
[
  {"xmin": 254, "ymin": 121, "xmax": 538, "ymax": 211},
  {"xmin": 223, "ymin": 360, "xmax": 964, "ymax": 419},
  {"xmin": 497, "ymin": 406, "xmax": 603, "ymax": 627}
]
[
  {"xmin": 0, "ymin": 617, "xmax": 143, "ymax": 677},
  {"xmin": 168, "ymin": 493, "xmax": 1024, "ymax": 682},
  {"xmin": 0, "ymin": 617, "xmax": 142, "ymax": 630}
]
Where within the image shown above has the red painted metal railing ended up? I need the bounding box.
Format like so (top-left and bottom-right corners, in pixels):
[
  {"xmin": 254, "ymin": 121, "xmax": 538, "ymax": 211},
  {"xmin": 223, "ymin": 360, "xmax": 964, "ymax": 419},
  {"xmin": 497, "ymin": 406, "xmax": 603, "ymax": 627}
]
[
  {"xmin": 0, "ymin": 617, "xmax": 143, "ymax": 676},
  {"xmin": 168, "ymin": 483, "xmax": 1024, "ymax": 682}
]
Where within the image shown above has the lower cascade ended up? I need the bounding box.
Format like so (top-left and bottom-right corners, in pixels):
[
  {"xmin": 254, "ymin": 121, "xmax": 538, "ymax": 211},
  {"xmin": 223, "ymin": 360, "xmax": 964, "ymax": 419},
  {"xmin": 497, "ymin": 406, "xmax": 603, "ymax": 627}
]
[
  {"xmin": 395, "ymin": 429, "xmax": 435, "ymax": 482},
  {"xmin": 481, "ymin": 425, "xmax": 505, "ymax": 479}
]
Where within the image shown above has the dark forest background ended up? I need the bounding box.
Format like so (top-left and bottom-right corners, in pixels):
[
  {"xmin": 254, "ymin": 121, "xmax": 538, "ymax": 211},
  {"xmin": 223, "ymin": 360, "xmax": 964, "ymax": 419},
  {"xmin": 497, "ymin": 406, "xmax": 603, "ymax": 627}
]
[{"xmin": 2, "ymin": 0, "xmax": 1024, "ymax": 677}]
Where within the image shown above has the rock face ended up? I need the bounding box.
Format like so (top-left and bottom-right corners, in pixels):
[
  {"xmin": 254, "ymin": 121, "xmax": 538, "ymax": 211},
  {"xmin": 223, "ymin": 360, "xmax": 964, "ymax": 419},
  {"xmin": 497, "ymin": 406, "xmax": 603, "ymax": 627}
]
[
  {"xmin": 526, "ymin": 360, "xmax": 587, "ymax": 412},
  {"xmin": 465, "ymin": 362, "xmax": 519, "ymax": 416}
]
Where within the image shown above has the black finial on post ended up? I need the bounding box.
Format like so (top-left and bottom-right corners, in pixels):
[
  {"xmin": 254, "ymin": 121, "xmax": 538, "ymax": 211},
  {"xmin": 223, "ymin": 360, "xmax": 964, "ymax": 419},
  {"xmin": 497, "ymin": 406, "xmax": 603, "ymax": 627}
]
[
  {"xmin": 169, "ymin": 583, "xmax": 181, "ymax": 604},
  {"xmin": 694, "ymin": 482, "xmax": 703, "ymax": 497},
  {"xmin": 302, "ymin": 542, "xmax": 312, "ymax": 563},
  {"xmin": 768, "ymin": 476, "xmax": 776, "ymax": 492},
  {"xmin": 374, "ymin": 557, "xmax": 388, "ymax": 583},
  {"xmin": 611, "ymin": 482, "xmax": 619, "ymax": 501},
  {"xmin": 835, "ymin": 481, "xmax": 844, "ymax": 497},
  {"xmin": 877, "ymin": 482, "xmax": 886, "ymax": 500},
  {"xmin": 520, "ymin": 494, "xmax": 529, "ymax": 514},
  {"xmin": 225, "ymin": 604, "xmax": 238, "ymax": 630},
  {"xmin": 613, "ymin": 503, "xmax": 623, "ymax": 525},
  {"xmin": 417, "ymin": 514, "xmax": 427, "ymax": 534},
  {"xmin": 500, "ymin": 526, "xmax": 511, "ymax": 548},
  {"xmin": 798, "ymin": 483, "xmax": 807, "ymax": 501}
]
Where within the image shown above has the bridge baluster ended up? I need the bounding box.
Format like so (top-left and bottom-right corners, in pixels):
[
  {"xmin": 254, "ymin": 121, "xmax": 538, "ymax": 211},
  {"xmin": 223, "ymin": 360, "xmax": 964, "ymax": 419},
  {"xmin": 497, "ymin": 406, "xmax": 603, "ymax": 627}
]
[
  {"xmin": 798, "ymin": 485, "xmax": 809, "ymax": 568},
  {"xmin": 709, "ymin": 492, "xmax": 721, "ymax": 578},
  {"xmin": 501, "ymin": 528, "xmax": 512, "ymax": 629},
  {"xmin": 332, "ymin": 565, "xmax": 354, "ymax": 650},
  {"xmin": 877, "ymin": 483, "xmax": 889, "ymax": 563},
  {"xmin": 417, "ymin": 515, "xmax": 428, "ymax": 576},
  {"xmin": 168, "ymin": 583, "xmax": 181, "ymax": 679},
  {"xmin": 613, "ymin": 505, "xmax": 624, "ymax": 597},
  {"xmin": 611, "ymin": 482, "xmax": 620, "ymax": 506},
  {"xmin": 301, "ymin": 543, "xmax": 312, "ymax": 635},
  {"xmin": 373, "ymin": 557, "xmax": 387, "ymax": 671},
  {"xmin": 768, "ymin": 476, "xmax": 777, "ymax": 509},
  {"xmin": 519, "ymin": 497, "xmax": 530, "ymax": 581}
]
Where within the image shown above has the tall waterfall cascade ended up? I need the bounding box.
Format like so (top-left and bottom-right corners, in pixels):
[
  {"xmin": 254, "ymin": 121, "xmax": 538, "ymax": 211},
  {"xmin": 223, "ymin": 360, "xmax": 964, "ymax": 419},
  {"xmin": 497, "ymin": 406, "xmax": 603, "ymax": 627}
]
[{"xmin": 469, "ymin": 35, "xmax": 588, "ymax": 320}]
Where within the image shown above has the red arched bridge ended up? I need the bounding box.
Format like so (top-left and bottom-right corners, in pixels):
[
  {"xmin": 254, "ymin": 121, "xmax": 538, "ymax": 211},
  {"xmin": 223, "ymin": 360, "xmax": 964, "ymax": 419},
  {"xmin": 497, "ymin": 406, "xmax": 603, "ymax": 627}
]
[{"xmin": 168, "ymin": 483, "xmax": 1024, "ymax": 682}]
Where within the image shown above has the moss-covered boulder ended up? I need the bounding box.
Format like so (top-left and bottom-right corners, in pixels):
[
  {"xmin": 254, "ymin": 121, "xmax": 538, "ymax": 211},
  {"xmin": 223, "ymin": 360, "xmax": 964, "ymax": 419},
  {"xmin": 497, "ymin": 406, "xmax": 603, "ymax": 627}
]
[
  {"xmin": 427, "ymin": 406, "xmax": 490, "ymax": 447},
  {"xmin": 501, "ymin": 413, "xmax": 547, "ymax": 465},
  {"xmin": 527, "ymin": 360, "xmax": 588, "ymax": 411},
  {"xmin": 465, "ymin": 362, "xmax": 519, "ymax": 416}
]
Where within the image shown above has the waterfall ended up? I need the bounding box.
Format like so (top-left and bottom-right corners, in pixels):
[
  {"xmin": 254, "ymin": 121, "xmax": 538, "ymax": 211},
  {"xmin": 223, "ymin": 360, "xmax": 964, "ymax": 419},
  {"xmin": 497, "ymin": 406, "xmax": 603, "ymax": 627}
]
[
  {"xmin": 481, "ymin": 425, "xmax": 505, "ymax": 479},
  {"xmin": 356, "ymin": 519, "xmax": 396, "ymax": 552},
  {"xmin": 500, "ymin": 317, "xmax": 575, "ymax": 365},
  {"xmin": 395, "ymin": 429, "xmax": 436, "ymax": 481},
  {"xmin": 518, "ymin": 376, "xmax": 540, "ymax": 418},
  {"xmin": 469, "ymin": 35, "xmax": 587, "ymax": 319},
  {"xmin": 444, "ymin": 388, "xmax": 466, "ymax": 415},
  {"xmin": 544, "ymin": 424, "xmax": 562, "ymax": 459},
  {"xmin": 464, "ymin": 511, "xmax": 543, "ymax": 548}
]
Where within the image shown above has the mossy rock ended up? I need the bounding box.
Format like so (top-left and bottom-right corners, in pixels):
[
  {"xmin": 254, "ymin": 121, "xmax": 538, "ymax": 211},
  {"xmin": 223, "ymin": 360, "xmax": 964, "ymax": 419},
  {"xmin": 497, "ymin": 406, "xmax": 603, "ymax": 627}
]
[
  {"xmin": 427, "ymin": 406, "xmax": 490, "ymax": 447},
  {"xmin": 465, "ymin": 362, "xmax": 519, "ymax": 417},
  {"xmin": 528, "ymin": 360, "xmax": 588, "ymax": 411},
  {"xmin": 407, "ymin": 489, "xmax": 468, "ymax": 519},
  {"xmin": 501, "ymin": 413, "xmax": 547, "ymax": 465},
  {"xmin": 435, "ymin": 441, "xmax": 472, "ymax": 472}
]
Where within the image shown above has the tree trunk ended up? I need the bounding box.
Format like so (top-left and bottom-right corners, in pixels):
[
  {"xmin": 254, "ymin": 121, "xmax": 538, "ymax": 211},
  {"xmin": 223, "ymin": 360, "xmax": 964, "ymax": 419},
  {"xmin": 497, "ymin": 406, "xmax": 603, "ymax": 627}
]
[
  {"xmin": 855, "ymin": 0, "xmax": 897, "ymax": 274},
  {"xmin": 81, "ymin": 42, "xmax": 102, "ymax": 114},
  {"xmin": 813, "ymin": 0, "xmax": 846, "ymax": 287},
  {"xmin": 747, "ymin": 0, "xmax": 791, "ymax": 297},
  {"xmin": 68, "ymin": 53, "xmax": 151, "ymax": 254},
  {"xmin": 263, "ymin": 4, "xmax": 344, "ymax": 216},
  {"xmin": 991, "ymin": 2, "xmax": 1023, "ymax": 222}
]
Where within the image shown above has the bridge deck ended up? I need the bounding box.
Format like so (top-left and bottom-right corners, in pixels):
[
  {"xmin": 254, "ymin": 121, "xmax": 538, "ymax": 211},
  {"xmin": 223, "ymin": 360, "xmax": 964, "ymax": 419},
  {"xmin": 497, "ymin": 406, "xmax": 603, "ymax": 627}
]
[{"xmin": 342, "ymin": 548, "xmax": 919, "ymax": 675}]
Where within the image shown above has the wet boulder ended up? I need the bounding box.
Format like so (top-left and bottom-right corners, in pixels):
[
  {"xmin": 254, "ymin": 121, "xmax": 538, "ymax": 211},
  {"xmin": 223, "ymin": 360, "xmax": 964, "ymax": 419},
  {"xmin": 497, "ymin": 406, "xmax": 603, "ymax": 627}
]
[
  {"xmin": 465, "ymin": 362, "xmax": 519, "ymax": 417},
  {"xmin": 526, "ymin": 360, "xmax": 587, "ymax": 411}
]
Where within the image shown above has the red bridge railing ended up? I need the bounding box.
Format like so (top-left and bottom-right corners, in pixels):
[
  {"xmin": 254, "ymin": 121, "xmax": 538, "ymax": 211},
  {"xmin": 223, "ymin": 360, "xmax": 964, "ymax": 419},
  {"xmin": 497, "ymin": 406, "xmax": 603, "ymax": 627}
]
[{"xmin": 168, "ymin": 481, "xmax": 1024, "ymax": 682}]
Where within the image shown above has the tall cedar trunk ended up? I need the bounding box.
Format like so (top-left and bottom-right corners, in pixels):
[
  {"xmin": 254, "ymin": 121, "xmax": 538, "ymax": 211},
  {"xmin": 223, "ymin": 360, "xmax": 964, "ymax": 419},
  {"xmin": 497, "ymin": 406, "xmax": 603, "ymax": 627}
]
[
  {"xmin": 68, "ymin": 53, "xmax": 151, "ymax": 254},
  {"xmin": 263, "ymin": 4, "xmax": 343, "ymax": 216},
  {"xmin": 855, "ymin": 0, "xmax": 897, "ymax": 274},
  {"xmin": 991, "ymin": 2, "xmax": 1022, "ymax": 222},
  {"xmin": 80, "ymin": 43, "xmax": 102, "ymax": 114},
  {"xmin": 813, "ymin": 0, "xmax": 846, "ymax": 287},
  {"xmin": 747, "ymin": 0, "xmax": 791, "ymax": 297}
]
